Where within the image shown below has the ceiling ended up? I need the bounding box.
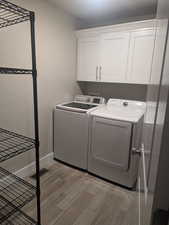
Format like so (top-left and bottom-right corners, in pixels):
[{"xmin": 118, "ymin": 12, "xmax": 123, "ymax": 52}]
[{"xmin": 48, "ymin": 0, "xmax": 157, "ymax": 28}]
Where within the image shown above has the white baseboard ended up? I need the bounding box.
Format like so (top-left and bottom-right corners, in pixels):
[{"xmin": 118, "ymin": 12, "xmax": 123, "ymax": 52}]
[{"xmin": 15, "ymin": 153, "xmax": 54, "ymax": 178}]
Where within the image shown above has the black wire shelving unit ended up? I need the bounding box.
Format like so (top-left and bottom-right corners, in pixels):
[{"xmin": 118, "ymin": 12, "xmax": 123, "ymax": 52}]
[
  {"xmin": 0, "ymin": 1, "xmax": 41, "ymax": 225},
  {"xmin": 1, "ymin": 209, "xmax": 38, "ymax": 225},
  {"xmin": 0, "ymin": 167, "xmax": 36, "ymax": 221},
  {"xmin": 0, "ymin": 128, "xmax": 35, "ymax": 163}
]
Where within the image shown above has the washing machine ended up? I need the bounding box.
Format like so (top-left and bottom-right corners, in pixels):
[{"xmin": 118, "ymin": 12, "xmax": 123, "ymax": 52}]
[
  {"xmin": 54, "ymin": 95, "xmax": 105, "ymax": 170},
  {"xmin": 88, "ymin": 99, "xmax": 146, "ymax": 188}
]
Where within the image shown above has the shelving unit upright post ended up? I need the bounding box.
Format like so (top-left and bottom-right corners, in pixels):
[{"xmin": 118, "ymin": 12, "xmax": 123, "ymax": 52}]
[{"xmin": 0, "ymin": 1, "xmax": 41, "ymax": 224}]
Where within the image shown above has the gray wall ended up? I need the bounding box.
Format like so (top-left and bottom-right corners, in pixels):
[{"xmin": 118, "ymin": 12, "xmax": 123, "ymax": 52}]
[
  {"xmin": 79, "ymin": 82, "xmax": 147, "ymax": 101},
  {"xmin": 0, "ymin": 0, "xmax": 81, "ymax": 172}
]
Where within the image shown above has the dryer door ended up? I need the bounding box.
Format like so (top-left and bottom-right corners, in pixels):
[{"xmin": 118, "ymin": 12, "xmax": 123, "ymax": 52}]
[{"xmin": 90, "ymin": 117, "xmax": 132, "ymax": 171}]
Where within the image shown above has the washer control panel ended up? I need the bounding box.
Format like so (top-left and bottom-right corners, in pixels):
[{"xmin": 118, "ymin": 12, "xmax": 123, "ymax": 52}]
[{"xmin": 75, "ymin": 95, "xmax": 105, "ymax": 105}]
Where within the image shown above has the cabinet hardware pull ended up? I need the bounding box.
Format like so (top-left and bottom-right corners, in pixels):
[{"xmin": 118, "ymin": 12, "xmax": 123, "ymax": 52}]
[
  {"xmin": 96, "ymin": 66, "xmax": 98, "ymax": 81},
  {"xmin": 99, "ymin": 66, "xmax": 102, "ymax": 80}
]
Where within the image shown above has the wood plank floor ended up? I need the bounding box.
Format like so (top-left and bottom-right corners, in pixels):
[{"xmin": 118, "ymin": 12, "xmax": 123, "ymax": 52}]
[{"xmin": 23, "ymin": 162, "xmax": 141, "ymax": 225}]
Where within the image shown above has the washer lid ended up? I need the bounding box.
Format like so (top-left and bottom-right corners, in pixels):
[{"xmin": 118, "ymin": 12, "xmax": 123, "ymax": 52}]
[
  {"xmin": 90, "ymin": 99, "xmax": 146, "ymax": 123},
  {"xmin": 56, "ymin": 101, "xmax": 101, "ymax": 113},
  {"xmin": 62, "ymin": 102, "xmax": 98, "ymax": 110}
]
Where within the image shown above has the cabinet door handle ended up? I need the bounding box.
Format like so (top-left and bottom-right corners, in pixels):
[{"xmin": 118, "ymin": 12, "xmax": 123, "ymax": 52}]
[
  {"xmin": 96, "ymin": 66, "xmax": 98, "ymax": 81},
  {"xmin": 99, "ymin": 66, "xmax": 102, "ymax": 80}
]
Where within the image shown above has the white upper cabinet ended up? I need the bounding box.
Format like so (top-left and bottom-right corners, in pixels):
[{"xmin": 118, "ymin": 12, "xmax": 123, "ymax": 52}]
[
  {"xmin": 127, "ymin": 29, "xmax": 156, "ymax": 84},
  {"xmin": 76, "ymin": 20, "xmax": 156, "ymax": 84},
  {"xmin": 77, "ymin": 37, "xmax": 100, "ymax": 82},
  {"xmin": 100, "ymin": 32, "xmax": 130, "ymax": 83}
]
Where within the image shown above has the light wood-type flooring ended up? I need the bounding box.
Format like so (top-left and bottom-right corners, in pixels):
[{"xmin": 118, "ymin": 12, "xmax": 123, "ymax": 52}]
[{"xmin": 23, "ymin": 162, "xmax": 147, "ymax": 225}]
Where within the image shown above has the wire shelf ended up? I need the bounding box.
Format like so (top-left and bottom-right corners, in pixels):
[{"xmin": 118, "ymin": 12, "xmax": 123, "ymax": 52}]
[
  {"xmin": 0, "ymin": 67, "xmax": 33, "ymax": 75},
  {"xmin": 0, "ymin": 167, "xmax": 36, "ymax": 223},
  {"xmin": 0, "ymin": 128, "xmax": 35, "ymax": 163},
  {"xmin": 2, "ymin": 209, "xmax": 37, "ymax": 225},
  {"xmin": 0, "ymin": 0, "xmax": 31, "ymax": 29}
]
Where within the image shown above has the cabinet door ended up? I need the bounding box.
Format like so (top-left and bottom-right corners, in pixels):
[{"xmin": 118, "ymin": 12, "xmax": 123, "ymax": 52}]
[
  {"xmin": 127, "ymin": 29, "xmax": 156, "ymax": 84},
  {"xmin": 77, "ymin": 37, "xmax": 100, "ymax": 81},
  {"xmin": 100, "ymin": 32, "xmax": 130, "ymax": 83},
  {"xmin": 91, "ymin": 117, "xmax": 132, "ymax": 171}
]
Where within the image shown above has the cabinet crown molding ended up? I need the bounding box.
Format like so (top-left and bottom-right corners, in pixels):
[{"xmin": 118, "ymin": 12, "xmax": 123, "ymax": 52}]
[{"xmin": 76, "ymin": 19, "xmax": 157, "ymax": 38}]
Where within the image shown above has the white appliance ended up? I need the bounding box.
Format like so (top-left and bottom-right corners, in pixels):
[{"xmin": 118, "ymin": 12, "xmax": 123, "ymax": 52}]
[
  {"xmin": 54, "ymin": 95, "xmax": 105, "ymax": 169},
  {"xmin": 88, "ymin": 99, "xmax": 146, "ymax": 188}
]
